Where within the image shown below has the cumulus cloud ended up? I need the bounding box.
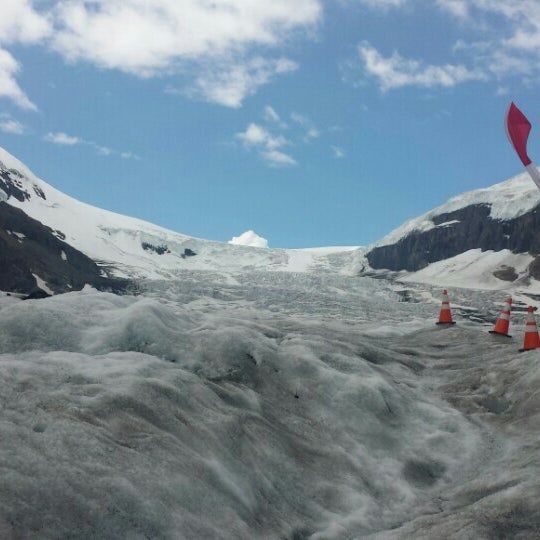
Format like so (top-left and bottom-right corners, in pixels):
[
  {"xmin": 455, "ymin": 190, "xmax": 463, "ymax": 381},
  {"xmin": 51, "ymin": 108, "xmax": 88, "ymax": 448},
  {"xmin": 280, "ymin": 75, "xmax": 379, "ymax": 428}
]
[
  {"xmin": 403, "ymin": 1, "xmax": 540, "ymax": 82},
  {"xmin": 48, "ymin": 0, "xmax": 317, "ymax": 106},
  {"xmin": 51, "ymin": 1, "xmax": 320, "ymax": 75},
  {"xmin": 0, "ymin": 0, "xmax": 51, "ymax": 110},
  {"xmin": 237, "ymin": 123, "xmax": 286, "ymax": 149},
  {"xmin": 358, "ymin": 41, "xmax": 486, "ymax": 90},
  {"xmin": 0, "ymin": 0, "xmax": 320, "ymax": 110},
  {"xmin": 236, "ymin": 107, "xmax": 342, "ymax": 167},
  {"xmin": 290, "ymin": 112, "xmax": 320, "ymax": 142},
  {"xmin": 338, "ymin": 0, "xmax": 405, "ymax": 7},
  {"xmin": 192, "ymin": 57, "xmax": 298, "ymax": 108},
  {"xmin": 228, "ymin": 230, "xmax": 269, "ymax": 248},
  {"xmin": 43, "ymin": 131, "xmax": 139, "ymax": 159},
  {"xmin": 0, "ymin": 0, "xmax": 51, "ymax": 45},
  {"xmin": 336, "ymin": 0, "xmax": 540, "ymax": 93},
  {"xmin": 120, "ymin": 151, "xmax": 141, "ymax": 160},
  {"xmin": 0, "ymin": 49, "xmax": 37, "ymax": 110},
  {"xmin": 236, "ymin": 123, "xmax": 296, "ymax": 167},
  {"xmin": 264, "ymin": 106, "xmax": 281, "ymax": 123},
  {"xmin": 2, "ymin": 0, "xmax": 540, "ymax": 112},
  {"xmin": 436, "ymin": 0, "xmax": 469, "ymax": 18},
  {"xmin": 261, "ymin": 150, "xmax": 297, "ymax": 166},
  {"xmin": 448, "ymin": 2, "xmax": 540, "ymax": 82},
  {"xmin": 44, "ymin": 131, "xmax": 82, "ymax": 145},
  {"xmin": 0, "ymin": 115, "xmax": 25, "ymax": 134}
]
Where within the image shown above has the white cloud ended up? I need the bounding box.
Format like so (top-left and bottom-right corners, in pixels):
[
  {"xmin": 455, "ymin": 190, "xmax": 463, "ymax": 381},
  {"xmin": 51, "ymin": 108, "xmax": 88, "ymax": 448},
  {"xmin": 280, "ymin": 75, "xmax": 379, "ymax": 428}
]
[
  {"xmin": 339, "ymin": 1, "xmax": 540, "ymax": 92},
  {"xmin": 120, "ymin": 151, "xmax": 141, "ymax": 160},
  {"xmin": 236, "ymin": 122, "xmax": 296, "ymax": 166},
  {"xmin": 262, "ymin": 149, "xmax": 297, "ymax": 166},
  {"xmin": 0, "ymin": 49, "xmax": 37, "ymax": 110},
  {"xmin": 43, "ymin": 131, "xmax": 140, "ymax": 159},
  {"xmin": 290, "ymin": 112, "xmax": 320, "ymax": 141},
  {"xmin": 291, "ymin": 112, "xmax": 308, "ymax": 125},
  {"xmin": 51, "ymin": 1, "xmax": 320, "ymax": 76},
  {"xmin": 0, "ymin": 0, "xmax": 319, "ymax": 110},
  {"xmin": 264, "ymin": 106, "xmax": 281, "ymax": 123},
  {"xmin": 96, "ymin": 145, "xmax": 113, "ymax": 156},
  {"xmin": 228, "ymin": 230, "xmax": 269, "ymax": 248},
  {"xmin": 0, "ymin": 116, "xmax": 24, "ymax": 134},
  {"xmin": 235, "ymin": 108, "xmax": 340, "ymax": 167},
  {"xmin": 0, "ymin": 0, "xmax": 51, "ymax": 45},
  {"xmin": 193, "ymin": 57, "xmax": 297, "ymax": 108},
  {"xmin": 340, "ymin": 0, "xmax": 405, "ymax": 7},
  {"xmin": 332, "ymin": 146, "xmax": 345, "ymax": 159},
  {"xmin": 358, "ymin": 42, "xmax": 486, "ymax": 90},
  {"xmin": 44, "ymin": 131, "xmax": 82, "ymax": 145},
  {"xmin": 237, "ymin": 123, "xmax": 286, "ymax": 149},
  {"xmin": 437, "ymin": 1, "xmax": 540, "ymax": 80},
  {"xmin": 0, "ymin": 1, "xmax": 51, "ymax": 110},
  {"xmin": 436, "ymin": 0, "xmax": 469, "ymax": 18}
]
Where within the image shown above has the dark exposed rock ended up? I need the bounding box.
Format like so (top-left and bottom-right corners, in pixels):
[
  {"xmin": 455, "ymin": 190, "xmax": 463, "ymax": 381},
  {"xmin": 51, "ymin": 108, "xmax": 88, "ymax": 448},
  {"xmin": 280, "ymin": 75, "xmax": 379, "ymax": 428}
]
[
  {"xmin": 0, "ymin": 202, "xmax": 129, "ymax": 295},
  {"xmin": 528, "ymin": 256, "xmax": 540, "ymax": 280},
  {"xmin": 0, "ymin": 168, "xmax": 32, "ymax": 202},
  {"xmin": 181, "ymin": 248, "xmax": 197, "ymax": 258},
  {"xmin": 141, "ymin": 242, "xmax": 170, "ymax": 255},
  {"xmin": 367, "ymin": 203, "xmax": 540, "ymax": 276},
  {"xmin": 23, "ymin": 289, "xmax": 52, "ymax": 300},
  {"xmin": 493, "ymin": 266, "xmax": 518, "ymax": 282}
]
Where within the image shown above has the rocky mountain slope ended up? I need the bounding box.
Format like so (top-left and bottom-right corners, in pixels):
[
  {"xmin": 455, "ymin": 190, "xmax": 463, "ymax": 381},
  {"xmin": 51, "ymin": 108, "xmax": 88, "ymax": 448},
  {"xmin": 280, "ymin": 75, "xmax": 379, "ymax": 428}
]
[
  {"xmin": 0, "ymin": 200, "xmax": 128, "ymax": 295},
  {"xmin": 4, "ymin": 144, "xmax": 540, "ymax": 295},
  {"xmin": 363, "ymin": 172, "xmax": 540, "ymax": 290},
  {"xmin": 0, "ymin": 147, "xmax": 357, "ymax": 294}
]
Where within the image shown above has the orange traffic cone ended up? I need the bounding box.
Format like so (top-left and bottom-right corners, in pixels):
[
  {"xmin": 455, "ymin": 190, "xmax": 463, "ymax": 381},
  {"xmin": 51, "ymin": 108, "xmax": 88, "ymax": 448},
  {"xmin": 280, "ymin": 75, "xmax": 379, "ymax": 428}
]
[
  {"xmin": 519, "ymin": 306, "xmax": 540, "ymax": 352},
  {"xmin": 436, "ymin": 289, "xmax": 456, "ymax": 325},
  {"xmin": 489, "ymin": 296, "xmax": 512, "ymax": 338}
]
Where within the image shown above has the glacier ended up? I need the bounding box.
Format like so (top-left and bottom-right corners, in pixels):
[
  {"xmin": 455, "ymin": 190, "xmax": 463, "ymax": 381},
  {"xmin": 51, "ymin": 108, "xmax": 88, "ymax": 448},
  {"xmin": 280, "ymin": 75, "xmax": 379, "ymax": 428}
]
[
  {"xmin": 1, "ymin": 271, "xmax": 540, "ymax": 539},
  {"xmin": 2, "ymin": 145, "xmax": 540, "ymax": 537}
]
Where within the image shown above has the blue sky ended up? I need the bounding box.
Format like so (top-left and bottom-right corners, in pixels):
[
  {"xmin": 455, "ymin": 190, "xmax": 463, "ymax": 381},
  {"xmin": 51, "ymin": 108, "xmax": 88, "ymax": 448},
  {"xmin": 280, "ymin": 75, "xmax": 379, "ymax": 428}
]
[{"xmin": 1, "ymin": 0, "xmax": 540, "ymax": 248}]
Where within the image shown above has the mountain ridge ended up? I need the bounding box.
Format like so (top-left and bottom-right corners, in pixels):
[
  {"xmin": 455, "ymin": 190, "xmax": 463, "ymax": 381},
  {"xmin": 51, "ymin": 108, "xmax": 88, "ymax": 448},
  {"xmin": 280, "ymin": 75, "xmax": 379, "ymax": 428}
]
[
  {"xmin": 4, "ymin": 145, "xmax": 540, "ymax": 294},
  {"xmin": 0, "ymin": 146, "xmax": 359, "ymax": 293}
]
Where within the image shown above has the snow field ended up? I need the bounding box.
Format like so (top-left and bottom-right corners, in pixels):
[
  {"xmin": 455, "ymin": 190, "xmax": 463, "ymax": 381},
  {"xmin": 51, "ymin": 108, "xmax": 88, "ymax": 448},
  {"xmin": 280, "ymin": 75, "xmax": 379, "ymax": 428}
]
[{"xmin": 0, "ymin": 272, "xmax": 506, "ymax": 539}]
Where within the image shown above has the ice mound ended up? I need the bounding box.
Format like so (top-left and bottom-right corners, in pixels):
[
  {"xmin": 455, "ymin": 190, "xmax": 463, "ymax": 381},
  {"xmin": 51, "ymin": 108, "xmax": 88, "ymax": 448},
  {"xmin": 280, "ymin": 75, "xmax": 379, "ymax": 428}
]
[{"xmin": 0, "ymin": 282, "xmax": 491, "ymax": 538}]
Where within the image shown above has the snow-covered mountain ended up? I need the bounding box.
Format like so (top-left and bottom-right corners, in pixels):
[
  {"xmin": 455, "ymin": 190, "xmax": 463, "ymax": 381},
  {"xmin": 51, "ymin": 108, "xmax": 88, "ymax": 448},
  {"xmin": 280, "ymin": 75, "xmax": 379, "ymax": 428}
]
[
  {"xmin": 3, "ymin": 143, "xmax": 540, "ymax": 295},
  {"xmin": 0, "ymin": 146, "xmax": 358, "ymax": 293},
  {"xmin": 361, "ymin": 172, "xmax": 540, "ymax": 291},
  {"xmin": 4, "ymin": 148, "xmax": 540, "ymax": 538},
  {"xmin": 0, "ymin": 200, "xmax": 129, "ymax": 295}
]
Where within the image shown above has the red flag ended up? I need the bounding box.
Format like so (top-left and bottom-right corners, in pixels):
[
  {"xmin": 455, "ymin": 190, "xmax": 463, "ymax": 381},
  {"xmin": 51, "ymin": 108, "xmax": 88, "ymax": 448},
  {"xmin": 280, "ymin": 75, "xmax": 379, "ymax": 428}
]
[
  {"xmin": 505, "ymin": 102, "xmax": 532, "ymax": 166},
  {"xmin": 505, "ymin": 102, "xmax": 540, "ymax": 190}
]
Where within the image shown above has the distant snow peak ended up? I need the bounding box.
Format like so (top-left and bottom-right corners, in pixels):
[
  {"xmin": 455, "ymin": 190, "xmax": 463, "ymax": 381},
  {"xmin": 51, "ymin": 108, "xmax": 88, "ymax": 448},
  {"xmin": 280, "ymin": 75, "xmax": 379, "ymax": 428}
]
[{"xmin": 229, "ymin": 230, "xmax": 269, "ymax": 248}]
